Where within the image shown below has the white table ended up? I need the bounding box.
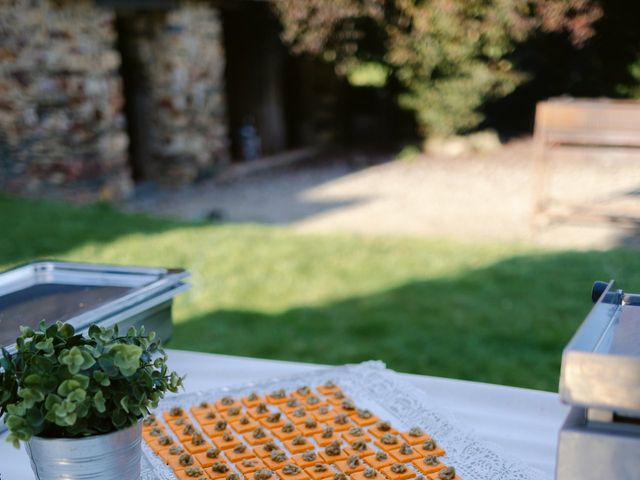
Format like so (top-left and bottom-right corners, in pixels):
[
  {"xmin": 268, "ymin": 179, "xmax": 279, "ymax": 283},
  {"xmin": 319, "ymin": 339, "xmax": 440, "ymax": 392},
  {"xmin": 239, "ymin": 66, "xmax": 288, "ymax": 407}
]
[{"xmin": 0, "ymin": 350, "xmax": 568, "ymax": 479}]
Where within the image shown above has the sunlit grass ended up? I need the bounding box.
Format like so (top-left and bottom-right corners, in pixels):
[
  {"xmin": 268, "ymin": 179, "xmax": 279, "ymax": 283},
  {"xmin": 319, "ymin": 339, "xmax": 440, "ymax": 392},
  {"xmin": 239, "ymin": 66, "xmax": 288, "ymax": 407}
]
[{"xmin": 3, "ymin": 195, "xmax": 639, "ymax": 391}]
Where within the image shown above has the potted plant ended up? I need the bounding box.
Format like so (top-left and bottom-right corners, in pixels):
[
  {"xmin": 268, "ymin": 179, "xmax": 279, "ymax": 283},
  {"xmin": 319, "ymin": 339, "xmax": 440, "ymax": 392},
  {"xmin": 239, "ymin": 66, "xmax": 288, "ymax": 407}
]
[{"xmin": 0, "ymin": 321, "xmax": 183, "ymax": 479}]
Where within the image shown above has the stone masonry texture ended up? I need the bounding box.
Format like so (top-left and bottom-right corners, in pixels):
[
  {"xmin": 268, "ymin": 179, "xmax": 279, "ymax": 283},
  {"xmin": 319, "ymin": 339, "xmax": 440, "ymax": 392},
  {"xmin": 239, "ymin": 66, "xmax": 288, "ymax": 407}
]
[{"xmin": 0, "ymin": 0, "xmax": 228, "ymax": 201}]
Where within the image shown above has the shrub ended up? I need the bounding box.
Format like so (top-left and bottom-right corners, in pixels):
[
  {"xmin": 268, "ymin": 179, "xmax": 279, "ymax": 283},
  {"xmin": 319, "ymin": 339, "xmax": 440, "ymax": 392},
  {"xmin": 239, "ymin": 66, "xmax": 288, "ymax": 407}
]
[{"xmin": 0, "ymin": 322, "xmax": 183, "ymax": 447}]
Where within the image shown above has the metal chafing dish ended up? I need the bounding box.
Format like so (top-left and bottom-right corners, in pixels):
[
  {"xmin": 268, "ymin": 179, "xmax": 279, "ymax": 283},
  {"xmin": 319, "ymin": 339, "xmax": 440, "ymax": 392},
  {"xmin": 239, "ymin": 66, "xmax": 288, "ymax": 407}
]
[
  {"xmin": 556, "ymin": 280, "xmax": 640, "ymax": 479},
  {"xmin": 0, "ymin": 260, "xmax": 190, "ymax": 354}
]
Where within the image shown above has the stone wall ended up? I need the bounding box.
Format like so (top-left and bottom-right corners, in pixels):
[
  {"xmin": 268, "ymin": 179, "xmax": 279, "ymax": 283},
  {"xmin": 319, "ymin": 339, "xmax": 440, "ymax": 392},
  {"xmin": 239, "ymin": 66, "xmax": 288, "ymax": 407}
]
[
  {"xmin": 120, "ymin": 2, "xmax": 228, "ymax": 184},
  {"xmin": 0, "ymin": 0, "xmax": 130, "ymax": 201},
  {"xmin": 0, "ymin": 0, "xmax": 229, "ymax": 201}
]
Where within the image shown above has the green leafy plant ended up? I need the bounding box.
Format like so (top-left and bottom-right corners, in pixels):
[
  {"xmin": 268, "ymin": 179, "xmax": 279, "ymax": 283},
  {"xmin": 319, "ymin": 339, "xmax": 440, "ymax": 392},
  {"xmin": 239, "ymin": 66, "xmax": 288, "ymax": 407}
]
[{"xmin": 0, "ymin": 321, "xmax": 183, "ymax": 447}]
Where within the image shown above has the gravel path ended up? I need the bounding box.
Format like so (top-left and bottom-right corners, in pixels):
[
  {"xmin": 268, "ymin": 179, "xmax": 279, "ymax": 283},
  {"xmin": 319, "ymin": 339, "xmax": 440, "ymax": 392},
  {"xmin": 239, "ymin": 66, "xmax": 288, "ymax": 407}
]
[{"xmin": 126, "ymin": 139, "xmax": 640, "ymax": 249}]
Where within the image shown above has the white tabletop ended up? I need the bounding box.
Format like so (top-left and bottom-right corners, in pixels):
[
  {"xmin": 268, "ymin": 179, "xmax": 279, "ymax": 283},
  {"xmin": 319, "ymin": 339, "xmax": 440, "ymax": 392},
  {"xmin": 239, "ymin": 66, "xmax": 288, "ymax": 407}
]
[{"xmin": 0, "ymin": 350, "xmax": 568, "ymax": 479}]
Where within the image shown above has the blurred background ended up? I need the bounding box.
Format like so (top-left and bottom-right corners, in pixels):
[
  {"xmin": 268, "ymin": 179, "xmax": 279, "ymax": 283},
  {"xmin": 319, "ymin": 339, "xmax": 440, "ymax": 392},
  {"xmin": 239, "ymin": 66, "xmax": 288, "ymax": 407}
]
[{"xmin": 2, "ymin": 0, "xmax": 640, "ymax": 391}]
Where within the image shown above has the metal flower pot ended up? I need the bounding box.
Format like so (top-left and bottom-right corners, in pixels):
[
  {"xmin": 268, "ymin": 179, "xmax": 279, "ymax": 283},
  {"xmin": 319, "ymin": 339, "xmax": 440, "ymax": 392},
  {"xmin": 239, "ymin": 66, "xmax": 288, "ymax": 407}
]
[{"xmin": 25, "ymin": 421, "xmax": 142, "ymax": 480}]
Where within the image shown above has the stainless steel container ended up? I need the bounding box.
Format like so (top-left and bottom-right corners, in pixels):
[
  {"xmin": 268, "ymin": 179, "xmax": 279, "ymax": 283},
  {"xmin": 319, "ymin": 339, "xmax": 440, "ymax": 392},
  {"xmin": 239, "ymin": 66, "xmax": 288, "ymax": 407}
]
[
  {"xmin": 0, "ymin": 260, "xmax": 190, "ymax": 355},
  {"xmin": 25, "ymin": 421, "xmax": 142, "ymax": 480},
  {"xmin": 556, "ymin": 280, "xmax": 640, "ymax": 480}
]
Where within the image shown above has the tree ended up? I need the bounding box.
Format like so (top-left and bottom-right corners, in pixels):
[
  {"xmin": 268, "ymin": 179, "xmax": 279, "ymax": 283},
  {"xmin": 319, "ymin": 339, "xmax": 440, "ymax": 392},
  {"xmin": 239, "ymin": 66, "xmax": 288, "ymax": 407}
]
[{"xmin": 272, "ymin": 0, "xmax": 601, "ymax": 137}]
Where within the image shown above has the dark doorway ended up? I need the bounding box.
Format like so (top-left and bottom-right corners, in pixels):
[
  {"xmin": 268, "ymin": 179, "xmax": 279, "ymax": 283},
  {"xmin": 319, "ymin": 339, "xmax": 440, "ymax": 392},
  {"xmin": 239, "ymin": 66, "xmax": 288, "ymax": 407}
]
[{"xmin": 115, "ymin": 12, "xmax": 159, "ymax": 182}]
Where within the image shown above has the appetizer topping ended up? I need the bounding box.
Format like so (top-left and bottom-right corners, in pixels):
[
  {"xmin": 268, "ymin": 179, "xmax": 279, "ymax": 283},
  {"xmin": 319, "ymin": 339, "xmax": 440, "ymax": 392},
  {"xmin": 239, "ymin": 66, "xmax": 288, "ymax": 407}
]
[
  {"xmin": 304, "ymin": 419, "xmax": 318, "ymax": 429},
  {"xmin": 333, "ymin": 391, "xmax": 345, "ymax": 400},
  {"xmin": 423, "ymin": 455, "xmax": 440, "ymax": 466},
  {"xmin": 191, "ymin": 432, "xmax": 206, "ymax": 446},
  {"xmin": 363, "ymin": 468, "xmax": 377, "ymax": 478},
  {"xmin": 170, "ymin": 406, "xmax": 184, "ymax": 417},
  {"xmin": 248, "ymin": 392, "xmax": 259, "ymax": 401},
  {"xmin": 169, "ymin": 445, "xmax": 184, "ymax": 455},
  {"xmin": 334, "ymin": 473, "xmax": 349, "ymax": 480},
  {"xmin": 438, "ymin": 467, "xmax": 456, "ymax": 480},
  {"xmin": 271, "ymin": 389, "xmax": 286, "ymax": 399},
  {"xmin": 283, "ymin": 464, "xmax": 302, "ymax": 475},
  {"xmin": 149, "ymin": 427, "xmax": 163, "ymax": 437},
  {"xmin": 281, "ymin": 423, "xmax": 295, "ymax": 433},
  {"xmin": 302, "ymin": 451, "xmax": 317, "ymax": 461},
  {"xmin": 318, "ymin": 406, "xmax": 330, "ymax": 415},
  {"xmin": 143, "ymin": 414, "xmax": 157, "ymax": 426},
  {"xmin": 356, "ymin": 409, "xmax": 372, "ymax": 419},
  {"xmin": 313, "ymin": 464, "xmax": 329, "ymax": 472},
  {"xmin": 266, "ymin": 412, "xmax": 282, "ymax": 423},
  {"xmin": 206, "ymin": 447, "xmax": 221, "ymax": 458},
  {"xmin": 223, "ymin": 432, "xmax": 234, "ymax": 441},
  {"xmin": 227, "ymin": 474, "xmax": 240, "ymax": 480},
  {"xmin": 239, "ymin": 415, "xmax": 251, "ymax": 425},
  {"xmin": 374, "ymin": 452, "xmax": 388, "ymax": 461},
  {"xmin": 297, "ymin": 386, "xmax": 311, "ymax": 396},
  {"xmin": 234, "ymin": 444, "xmax": 248, "ymax": 454},
  {"xmin": 334, "ymin": 414, "xmax": 349, "ymax": 425},
  {"xmin": 206, "ymin": 411, "xmax": 217, "ymax": 420},
  {"xmin": 175, "ymin": 418, "xmax": 187, "ymax": 426},
  {"xmin": 243, "ymin": 460, "xmax": 259, "ymax": 467},
  {"xmin": 292, "ymin": 408, "xmax": 306, "ymax": 418},
  {"xmin": 211, "ymin": 462, "xmax": 230, "ymax": 473},
  {"xmin": 264, "ymin": 441, "xmax": 279, "ymax": 452},
  {"xmin": 321, "ymin": 426, "xmax": 334, "ymax": 438},
  {"xmin": 380, "ymin": 433, "xmax": 398, "ymax": 445},
  {"xmin": 390, "ymin": 463, "xmax": 407, "ymax": 474},
  {"xmin": 399, "ymin": 443, "xmax": 413, "ymax": 455},
  {"xmin": 254, "ymin": 468, "xmax": 274, "ymax": 480},
  {"xmin": 215, "ymin": 420, "xmax": 228, "ymax": 431},
  {"xmin": 286, "ymin": 398, "xmax": 301, "ymax": 408},
  {"xmin": 376, "ymin": 421, "xmax": 391, "ymax": 432},
  {"xmin": 307, "ymin": 396, "xmax": 320, "ymax": 405},
  {"xmin": 256, "ymin": 403, "xmax": 269, "ymax": 414},
  {"xmin": 158, "ymin": 435, "xmax": 173, "ymax": 446},
  {"xmin": 341, "ymin": 400, "xmax": 356, "ymax": 411},
  {"xmin": 270, "ymin": 450, "xmax": 287, "ymax": 463},
  {"xmin": 252, "ymin": 427, "xmax": 267, "ymax": 439},
  {"xmin": 184, "ymin": 466, "xmax": 204, "ymax": 478},
  {"xmin": 347, "ymin": 426, "xmax": 364, "ymax": 436},
  {"xmin": 179, "ymin": 453, "xmax": 195, "ymax": 466},
  {"xmin": 346, "ymin": 455, "xmax": 361, "ymax": 469},
  {"xmin": 408, "ymin": 427, "xmax": 424, "ymax": 437},
  {"xmin": 292, "ymin": 435, "xmax": 307, "ymax": 446},
  {"xmin": 324, "ymin": 380, "xmax": 336, "ymax": 388},
  {"xmin": 199, "ymin": 401, "xmax": 210, "ymax": 408},
  {"xmin": 228, "ymin": 407, "xmax": 241, "ymax": 416},
  {"xmin": 324, "ymin": 441, "xmax": 341, "ymax": 456},
  {"xmin": 221, "ymin": 396, "xmax": 235, "ymax": 406},
  {"xmin": 351, "ymin": 440, "xmax": 367, "ymax": 452},
  {"xmin": 421, "ymin": 439, "xmax": 437, "ymax": 451}
]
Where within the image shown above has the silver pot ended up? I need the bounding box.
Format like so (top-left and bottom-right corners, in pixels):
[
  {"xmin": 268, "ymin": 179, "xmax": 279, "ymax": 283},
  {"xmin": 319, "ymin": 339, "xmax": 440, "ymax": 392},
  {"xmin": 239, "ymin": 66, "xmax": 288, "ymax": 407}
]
[{"xmin": 25, "ymin": 421, "xmax": 142, "ymax": 480}]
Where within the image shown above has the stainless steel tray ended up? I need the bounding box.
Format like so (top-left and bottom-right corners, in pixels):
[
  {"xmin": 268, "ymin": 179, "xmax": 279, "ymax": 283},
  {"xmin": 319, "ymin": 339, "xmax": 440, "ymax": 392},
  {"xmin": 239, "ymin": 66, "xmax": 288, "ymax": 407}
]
[{"xmin": 0, "ymin": 260, "xmax": 190, "ymax": 353}]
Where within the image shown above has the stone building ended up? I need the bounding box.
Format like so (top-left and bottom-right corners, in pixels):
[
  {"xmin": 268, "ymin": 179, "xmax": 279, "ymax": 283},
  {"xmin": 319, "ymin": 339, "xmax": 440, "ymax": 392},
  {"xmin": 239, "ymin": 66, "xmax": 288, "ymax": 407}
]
[{"xmin": 0, "ymin": 0, "xmax": 341, "ymax": 201}]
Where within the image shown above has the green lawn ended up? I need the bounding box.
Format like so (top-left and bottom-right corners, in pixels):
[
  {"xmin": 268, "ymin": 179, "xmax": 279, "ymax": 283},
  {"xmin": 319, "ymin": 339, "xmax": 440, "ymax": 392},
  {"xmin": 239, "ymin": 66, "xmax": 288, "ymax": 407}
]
[{"xmin": 3, "ymin": 195, "xmax": 640, "ymax": 392}]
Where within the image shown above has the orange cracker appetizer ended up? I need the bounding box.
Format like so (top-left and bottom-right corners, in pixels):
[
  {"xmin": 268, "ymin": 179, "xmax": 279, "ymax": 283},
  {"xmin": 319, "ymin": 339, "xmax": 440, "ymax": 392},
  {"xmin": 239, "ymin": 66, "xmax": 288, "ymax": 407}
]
[
  {"xmin": 401, "ymin": 428, "xmax": 430, "ymax": 446},
  {"xmin": 316, "ymin": 381, "xmax": 339, "ymax": 396},
  {"xmin": 194, "ymin": 447, "xmax": 224, "ymax": 468},
  {"xmin": 174, "ymin": 465, "xmax": 208, "ymax": 480},
  {"xmin": 305, "ymin": 463, "xmax": 334, "ymax": 480},
  {"xmin": 368, "ymin": 421, "xmax": 398, "ymax": 439},
  {"xmin": 327, "ymin": 413, "xmax": 353, "ymax": 432},
  {"xmin": 283, "ymin": 434, "xmax": 314, "ymax": 454},
  {"xmin": 427, "ymin": 466, "xmax": 461, "ymax": 480},
  {"xmin": 245, "ymin": 426, "xmax": 274, "ymax": 446},
  {"xmin": 254, "ymin": 441, "xmax": 282, "ymax": 458},
  {"xmin": 261, "ymin": 412, "xmax": 286, "ymax": 429},
  {"xmin": 413, "ymin": 455, "xmax": 446, "ymax": 476},
  {"xmin": 334, "ymin": 454, "xmax": 366, "ymax": 474},
  {"xmin": 313, "ymin": 426, "xmax": 341, "ymax": 447},
  {"xmin": 243, "ymin": 392, "xmax": 265, "ymax": 408},
  {"xmin": 278, "ymin": 463, "xmax": 310, "ymax": 480},
  {"xmin": 215, "ymin": 396, "xmax": 240, "ymax": 412},
  {"xmin": 299, "ymin": 418, "xmax": 323, "ymax": 436},
  {"xmin": 351, "ymin": 410, "xmax": 378, "ymax": 428},
  {"xmin": 342, "ymin": 426, "xmax": 371, "ymax": 444},
  {"xmin": 238, "ymin": 458, "xmax": 268, "ymax": 475},
  {"xmin": 417, "ymin": 439, "xmax": 445, "ymax": 457},
  {"xmin": 273, "ymin": 422, "xmax": 301, "ymax": 441},
  {"xmin": 363, "ymin": 451, "xmax": 394, "ymax": 470},
  {"xmin": 184, "ymin": 432, "xmax": 212, "ymax": 454},
  {"xmin": 318, "ymin": 440, "xmax": 349, "ymax": 463},
  {"xmin": 267, "ymin": 389, "xmax": 288, "ymax": 405},
  {"xmin": 207, "ymin": 461, "xmax": 233, "ymax": 479},
  {"xmin": 351, "ymin": 467, "xmax": 382, "ymax": 480},
  {"xmin": 227, "ymin": 443, "xmax": 256, "ymax": 462},
  {"xmin": 389, "ymin": 443, "xmax": 421, "ymax": 463},
  {"xmin": 231, "ymin": 415, "xmax": 260, "ymax": 433},
  {"xmin": 264, "ymin": 449, "xmax": 289, "ymax": 470},
  {"xmin": 380, "ymin": 462, "xmax": 417, "ymax": 480},
  {"xmin": 292, "ymin": 451, "xmax": 322, "ymax": 468}
]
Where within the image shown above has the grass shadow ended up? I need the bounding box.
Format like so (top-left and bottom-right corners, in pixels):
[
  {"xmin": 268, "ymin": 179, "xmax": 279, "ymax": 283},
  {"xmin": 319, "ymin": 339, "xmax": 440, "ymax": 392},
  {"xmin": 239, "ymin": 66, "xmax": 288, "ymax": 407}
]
[{"xmin": 170, "ymin": 248, "xmax": 640, "ymax": 392}]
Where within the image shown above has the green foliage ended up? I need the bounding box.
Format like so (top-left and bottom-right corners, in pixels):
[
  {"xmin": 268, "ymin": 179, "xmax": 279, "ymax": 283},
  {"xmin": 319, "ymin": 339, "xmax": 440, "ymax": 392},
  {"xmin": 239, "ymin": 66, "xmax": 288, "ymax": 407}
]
[
  {"xmin": 273, "ymin": 0, "xmax": 601, "ymax": 136},
  {"xmin": 0, "ymin": 322, "xmax": 183, "ymax": 447}
]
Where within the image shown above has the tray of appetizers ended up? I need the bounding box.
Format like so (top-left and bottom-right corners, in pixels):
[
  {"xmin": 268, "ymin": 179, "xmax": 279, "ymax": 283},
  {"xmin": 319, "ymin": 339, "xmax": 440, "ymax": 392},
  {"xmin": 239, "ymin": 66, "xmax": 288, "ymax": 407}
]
[{"xmin": 140, "ymin": 362, "xmax": 546, "ymax": 480}]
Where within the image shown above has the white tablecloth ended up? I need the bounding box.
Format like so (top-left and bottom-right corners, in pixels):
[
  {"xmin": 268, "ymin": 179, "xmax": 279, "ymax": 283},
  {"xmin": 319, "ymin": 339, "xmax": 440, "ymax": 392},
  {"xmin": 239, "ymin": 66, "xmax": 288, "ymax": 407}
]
[{"xmin": 0, "ymin": 350, "xmax": 568, "ymax": 479}]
